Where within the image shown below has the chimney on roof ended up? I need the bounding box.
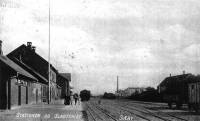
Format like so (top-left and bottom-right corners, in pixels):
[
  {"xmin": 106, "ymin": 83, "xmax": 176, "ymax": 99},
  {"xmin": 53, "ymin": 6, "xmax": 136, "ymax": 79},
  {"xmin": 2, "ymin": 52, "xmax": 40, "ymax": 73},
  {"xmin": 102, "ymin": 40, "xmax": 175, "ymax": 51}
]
[
  {"xmin": 27, "ymin": 42, "xmax": 32, "ymax": 49},
  {"xmin": 32, "ymin": 46, "xmax": 36, "ymax": 52},
  {"xmin": 183, "ymin": 70, "xmax": 185, "ymax": 75},
  {"xmin": 170, "ymin": 73, "xmax": 171, "ymax": 77},
  {"xmin": 0, "ymin": 40, "xmax": 3, "ymax": 55}
]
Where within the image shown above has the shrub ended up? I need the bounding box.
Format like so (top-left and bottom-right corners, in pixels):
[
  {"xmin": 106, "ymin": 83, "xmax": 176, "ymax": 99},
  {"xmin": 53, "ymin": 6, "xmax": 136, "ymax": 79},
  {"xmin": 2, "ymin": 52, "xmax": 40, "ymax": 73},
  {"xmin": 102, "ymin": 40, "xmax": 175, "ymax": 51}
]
[
  {"xmin": 129, "ymin": 87, "xmax": 161, "ymax": 102},
  {"xmin": 103, "ymin": 92, "xmax": 116, "ymax": 99}
]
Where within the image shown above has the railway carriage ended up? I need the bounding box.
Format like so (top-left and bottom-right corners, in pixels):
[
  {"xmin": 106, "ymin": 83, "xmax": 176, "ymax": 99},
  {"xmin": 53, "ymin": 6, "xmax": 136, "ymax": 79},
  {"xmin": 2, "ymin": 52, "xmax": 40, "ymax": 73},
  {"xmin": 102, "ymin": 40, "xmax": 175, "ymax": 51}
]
[
  {"xmin": 158, "ymin": 73, "xmax": 192, "ymax": 109},
  {"xmin": 188, "ymin": 77, "xmax": 200, "ymax": 112},
  {"xmin": 158, "ymin": 73, "xmax": 200, "ymax": 111}
]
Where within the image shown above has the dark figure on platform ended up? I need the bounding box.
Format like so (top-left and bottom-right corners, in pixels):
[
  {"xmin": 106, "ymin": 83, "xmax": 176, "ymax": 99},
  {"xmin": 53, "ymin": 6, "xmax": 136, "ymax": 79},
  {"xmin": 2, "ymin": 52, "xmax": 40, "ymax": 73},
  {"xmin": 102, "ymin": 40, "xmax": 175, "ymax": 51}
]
[
  {"xmin": 74, "ymin": 93, "xmax": 78, "ymax": 105},
  {"xmin": 64, "ymin": 94, "xmax": 70, "ymax": 105}
]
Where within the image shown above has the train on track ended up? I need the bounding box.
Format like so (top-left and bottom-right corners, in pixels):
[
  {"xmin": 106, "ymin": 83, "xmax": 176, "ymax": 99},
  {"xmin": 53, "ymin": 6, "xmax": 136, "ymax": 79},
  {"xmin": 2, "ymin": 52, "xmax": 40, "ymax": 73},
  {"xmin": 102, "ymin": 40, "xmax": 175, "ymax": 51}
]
[{"xmin": 158, "ymin": 73, "xmax": 200, "ymax": 112}]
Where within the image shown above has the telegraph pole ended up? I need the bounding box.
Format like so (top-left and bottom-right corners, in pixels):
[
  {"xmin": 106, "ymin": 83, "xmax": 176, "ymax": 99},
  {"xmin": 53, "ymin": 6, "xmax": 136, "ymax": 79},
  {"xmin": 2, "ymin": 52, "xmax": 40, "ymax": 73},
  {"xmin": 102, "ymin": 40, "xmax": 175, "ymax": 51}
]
[
  {"xmin": 48, "ymin": 0, "xmax": 51, "ymax": 104},
  {"xmin": 116, "ymin": 76, "xmax": 120, "ymax": 99}
]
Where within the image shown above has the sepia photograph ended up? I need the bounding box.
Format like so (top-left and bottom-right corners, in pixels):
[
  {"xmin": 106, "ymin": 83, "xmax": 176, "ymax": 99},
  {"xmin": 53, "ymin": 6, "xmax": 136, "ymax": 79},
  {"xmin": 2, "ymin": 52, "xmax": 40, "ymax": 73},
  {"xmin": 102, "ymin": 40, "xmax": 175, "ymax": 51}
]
[{"xmin": 0, "ymin": 0, "xmax": 200, "ymax": 121}]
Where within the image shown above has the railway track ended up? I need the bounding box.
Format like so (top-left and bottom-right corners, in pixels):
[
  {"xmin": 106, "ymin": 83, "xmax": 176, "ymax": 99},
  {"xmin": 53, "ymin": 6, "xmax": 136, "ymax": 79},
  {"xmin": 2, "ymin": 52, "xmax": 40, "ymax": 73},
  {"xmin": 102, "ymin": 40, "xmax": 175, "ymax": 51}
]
[
  {"xmin": 93, "ymin": 102, "xmax": 151, "ymax": 121},
  {"xmin": 91, "ymin": 102, "xmax": 151, "ymax": 121},
  {"xmin": 100, "ymin": 101, "xmax": 167, "ymax": 121},
  {"xmin": 90, "ymin": 101, "xmax": 166, "ymax": 121},
  {"xmin": 99, "ymin": 100, "xmax": 187, "ymax": 121},
  {"xmin": 87, "ymin": 104, "xmax": 104, "ymax": 121},
  {"xmin": 86, "ymin": 99, "xmax": 190, "ymax": 121},
  {"xmin": 120, "ymin": 104, "xmax": 180, "ymax": 121},
  {"xmin": 123, "ymin": 101, "xmax": 189, "ymax": 121},
  {"xmin": 86, "ymin": 102, "xmax": 118, "ymax": 121}
]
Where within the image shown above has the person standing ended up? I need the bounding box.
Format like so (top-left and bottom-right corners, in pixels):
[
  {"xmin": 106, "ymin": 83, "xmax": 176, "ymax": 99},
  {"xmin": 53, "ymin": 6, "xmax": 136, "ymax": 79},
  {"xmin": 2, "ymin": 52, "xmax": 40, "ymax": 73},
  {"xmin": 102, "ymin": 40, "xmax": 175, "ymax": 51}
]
[
  {"xmin": 78, "ymin": 94, "xmax": 81, "ymax": 105},
  {"xmin": 98, "ymin": 98, "xmax": 101, "ymax": 105},
  {"xmin": 74, "ymin": 93, "xmax": 78, "ymax": 105},
  {"xmin": 64, "ymin": 94, "xmax": 70, "ymax": 105},
  {"xmin": 70, "ymin": 93, "xmax": 73, "ymax": 105}
]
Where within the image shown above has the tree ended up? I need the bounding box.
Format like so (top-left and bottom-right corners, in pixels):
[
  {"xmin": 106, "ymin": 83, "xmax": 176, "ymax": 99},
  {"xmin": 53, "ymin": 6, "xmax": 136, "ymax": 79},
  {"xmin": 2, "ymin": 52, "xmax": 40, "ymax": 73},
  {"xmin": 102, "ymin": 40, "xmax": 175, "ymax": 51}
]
[
  {"xmin": 80, "ymin": 90, "xmax": 91, "ymax": 101},
  {"xmin": 129, "ymin": 87, "xmax": 161, "ymax": 102},
  {"xmin": 146, "ymin": 87, "xmax": 156, "ymax": 92}
]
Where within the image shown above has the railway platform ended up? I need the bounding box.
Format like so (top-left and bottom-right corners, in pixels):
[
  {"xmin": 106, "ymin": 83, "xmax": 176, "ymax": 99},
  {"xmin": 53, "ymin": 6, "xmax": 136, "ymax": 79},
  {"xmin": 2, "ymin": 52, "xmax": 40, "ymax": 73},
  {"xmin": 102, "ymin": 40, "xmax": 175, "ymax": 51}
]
[{"xmin": 0, "ymin": 99, "xmax": 87, "ymax": 121}]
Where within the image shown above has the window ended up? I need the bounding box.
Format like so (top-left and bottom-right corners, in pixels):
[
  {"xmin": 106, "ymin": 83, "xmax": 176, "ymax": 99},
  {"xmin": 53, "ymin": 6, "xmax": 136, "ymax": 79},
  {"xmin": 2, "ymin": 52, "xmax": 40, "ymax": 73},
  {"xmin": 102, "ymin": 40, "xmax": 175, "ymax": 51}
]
[
  {"xmin": 192, "ymin": 85, "xmax": 194, "ymax": 90},
  {"xmin": 42, "ymin": 86, "xmax": 47, "ymax": 97}
]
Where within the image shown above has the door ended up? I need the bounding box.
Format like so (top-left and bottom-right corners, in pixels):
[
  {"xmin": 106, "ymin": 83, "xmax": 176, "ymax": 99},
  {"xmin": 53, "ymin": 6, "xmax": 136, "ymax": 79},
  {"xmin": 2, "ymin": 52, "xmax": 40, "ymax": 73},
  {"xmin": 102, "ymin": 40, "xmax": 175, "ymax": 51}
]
[{"xmin": 36, "ymin": 89, "xmax": 38, "ymax": 103}]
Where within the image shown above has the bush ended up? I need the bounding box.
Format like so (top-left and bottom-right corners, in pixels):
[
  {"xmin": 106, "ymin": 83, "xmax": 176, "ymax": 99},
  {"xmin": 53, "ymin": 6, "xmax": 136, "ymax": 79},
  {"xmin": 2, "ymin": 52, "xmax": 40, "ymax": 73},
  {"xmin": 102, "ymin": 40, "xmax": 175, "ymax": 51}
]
[
  {"xmin": 103, "ymin": 92, "xmax": 116, "ymax": 99},
  {"xmin": 80, "ymin": 90, "xmax": 91, "ymax": 101},
  {"xmin": 129, "ymin": 87, "xmax": 161, "ymax": 102}
]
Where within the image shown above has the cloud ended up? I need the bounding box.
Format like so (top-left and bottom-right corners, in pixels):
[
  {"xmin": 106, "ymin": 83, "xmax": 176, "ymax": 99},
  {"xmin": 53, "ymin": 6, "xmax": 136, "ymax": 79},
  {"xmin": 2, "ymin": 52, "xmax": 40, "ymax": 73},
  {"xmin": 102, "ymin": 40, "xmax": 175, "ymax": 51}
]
[
  {"xmin": 50, "ymin": 0, "xmax": 144, "ymax": 19},
  {"xmin": 1, "ymin": 0, "xmax": 200, "ymax": 94},
  {"xmin": 183, "ymin": 44, "xmax": 200, "ymax": 60}
]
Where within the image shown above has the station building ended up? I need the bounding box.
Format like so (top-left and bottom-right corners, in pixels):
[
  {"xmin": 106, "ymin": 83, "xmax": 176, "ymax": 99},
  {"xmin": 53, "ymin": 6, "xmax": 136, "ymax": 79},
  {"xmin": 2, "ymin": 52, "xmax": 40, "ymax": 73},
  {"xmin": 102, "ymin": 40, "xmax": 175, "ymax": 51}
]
[
  {"xmin": 0, "ymin": 41, "xmax": 72, "ymax": 109},
  {"xmin": 116, "ymin": 87, "xmax": 146, "ymax": 97},
  {"xmin": 57, "ymin": 73, "xmax": 71, "ymax": 98},
  {"xmin": 7, "ymin": 42, "xmax": 60, "ymax": 103},
  {"xmin": 0, "ymin": 41, "xmax": 40, "ymax": 109}
]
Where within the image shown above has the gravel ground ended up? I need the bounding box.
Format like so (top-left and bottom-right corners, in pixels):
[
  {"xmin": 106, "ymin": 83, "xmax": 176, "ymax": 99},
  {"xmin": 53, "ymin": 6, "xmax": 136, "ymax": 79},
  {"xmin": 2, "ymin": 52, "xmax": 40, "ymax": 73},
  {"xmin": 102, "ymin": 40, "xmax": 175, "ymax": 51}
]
[
  {"xmin": 0, "ymin": 100, "xmax": 87, "ymax": 121},
  {"xmin": 85, "ymin": 98, "xmax": 200, "ymax": 121}
]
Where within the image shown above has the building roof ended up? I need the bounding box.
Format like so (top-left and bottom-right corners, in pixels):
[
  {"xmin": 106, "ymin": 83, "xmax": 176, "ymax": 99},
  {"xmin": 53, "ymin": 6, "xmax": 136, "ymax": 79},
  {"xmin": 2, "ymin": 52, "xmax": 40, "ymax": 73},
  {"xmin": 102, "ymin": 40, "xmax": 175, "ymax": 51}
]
[
  {"xmin": 59, "ymin": 73, "xmax": 71, "ymax": 82},
  {"xmin": 0, "ymin": 55, "xmax": 37, "ymax": 81},
  {"xmin": 11, "ymin": 57, "xmax": 48, "ymax": 84},
  {"xmin": 57, "ymin": 73, "xmax": 69, "ymax": 82},
  {"xmin": 57, "ymin": 74, "xmax": 67, "ymax": 88},
  {"xmin": 158, "ymin": 74, "xmax": 192, "ymax": 87},
  {"xmin": 7, "ymin": 44, "xmax": 58, "ymax": 81},
  {"xmin": 186, "ymin": 74, "xmax": 200, "ymax": 84},
  {"xmin": 126, "ymin": 87, "xmax": 146, "ymax": 90}
]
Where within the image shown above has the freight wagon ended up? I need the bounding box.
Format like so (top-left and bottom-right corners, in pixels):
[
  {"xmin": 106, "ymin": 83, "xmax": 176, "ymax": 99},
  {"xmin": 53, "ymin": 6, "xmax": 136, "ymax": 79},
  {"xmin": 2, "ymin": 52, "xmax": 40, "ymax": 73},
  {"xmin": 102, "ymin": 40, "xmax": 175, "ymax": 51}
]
[
  {"xmin": 188, "ymin": 76, "xmax": 200, "ymax": 112},
  {"xmin": 158, "ymin": 73, "xmax": 192, "ymax": 109}
]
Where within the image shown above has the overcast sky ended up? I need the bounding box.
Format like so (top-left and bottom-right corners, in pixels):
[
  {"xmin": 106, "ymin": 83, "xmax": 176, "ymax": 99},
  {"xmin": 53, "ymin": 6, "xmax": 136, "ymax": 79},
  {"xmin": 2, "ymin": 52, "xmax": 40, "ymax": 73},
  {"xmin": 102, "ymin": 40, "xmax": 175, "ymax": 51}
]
[{"xmin": 1, "ymin": 0, "xmax": 200, "ymax": 95}]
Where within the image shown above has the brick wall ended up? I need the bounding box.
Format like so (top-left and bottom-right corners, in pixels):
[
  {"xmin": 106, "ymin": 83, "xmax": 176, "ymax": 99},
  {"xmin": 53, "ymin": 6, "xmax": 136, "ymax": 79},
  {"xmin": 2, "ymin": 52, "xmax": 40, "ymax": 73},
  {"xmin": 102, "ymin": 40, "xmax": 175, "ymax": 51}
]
[
  {"xmin": 21, "ymin": 86, "xmax": 26, "ymax": 104},
  {"xmin": 41, "ymin": 85, "xmax": 48, "ymax": 103},
  {"xmin": 10, "ymin": 78, "xmax": 43, "ymax": 107},
  {"xmin": 10, "ymin": 79, "xmax": 27, "ymax": 106},
  {"xmin": 10, "ymin": 79, "xmax": 18, "ymax": 107},
  {"xmin": 0, "ymin": 64, "xmax": 11, "ymax": 109},
  {"xmin": 28, "ymin": 82, "xmax": 35, "ymax": 104},
  {"xmin": 0, "ymin": 67, "xmax": 7, "ymax": 109},
  {"xmin": 51, "ymin": 83, "xmax": 58, "ymax": 100},
  {"xmin": 28, "ymin": 82, "xmax": 41, "ymax": 104}
]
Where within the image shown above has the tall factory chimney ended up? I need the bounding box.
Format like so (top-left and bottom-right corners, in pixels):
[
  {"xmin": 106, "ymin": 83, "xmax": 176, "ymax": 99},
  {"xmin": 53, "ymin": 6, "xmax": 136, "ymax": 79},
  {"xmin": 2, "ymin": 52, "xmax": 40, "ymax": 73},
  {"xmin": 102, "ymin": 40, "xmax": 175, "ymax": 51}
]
[
  {"xmin": 183, "ymin": 70, "xmax": 185, "ymax": 75},
  {"xmin": 117, "ymin": 76, "xmax": 119, "ymax": 93},
  {"xmin": 0, "ymin": 40, "xmax": 3, "ymax": 55}
]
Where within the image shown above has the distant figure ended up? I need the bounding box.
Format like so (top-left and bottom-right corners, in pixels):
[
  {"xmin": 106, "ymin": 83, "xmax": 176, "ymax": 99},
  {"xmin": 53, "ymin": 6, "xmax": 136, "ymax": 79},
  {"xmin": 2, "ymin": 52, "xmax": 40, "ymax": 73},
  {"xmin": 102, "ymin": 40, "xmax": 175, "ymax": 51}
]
[
  {"xmin": 78, "ymin": 95, "xmax": 81, "ymax": 105},
  {"xmin": 98, "ymin": 99, "xmax": 101, "ymax": 104},
  {"xmin": 74, "ymin": 93, "xmax": 78, "ymax": 105},
  {"xmin": 70, "ymin": 93, "xmax": 73, "ymax": 105}
]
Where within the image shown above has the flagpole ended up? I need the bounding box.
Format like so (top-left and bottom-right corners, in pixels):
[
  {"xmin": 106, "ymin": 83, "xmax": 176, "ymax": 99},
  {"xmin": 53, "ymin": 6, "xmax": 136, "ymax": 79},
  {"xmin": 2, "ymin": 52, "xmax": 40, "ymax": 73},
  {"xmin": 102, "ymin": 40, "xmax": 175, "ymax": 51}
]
[{"xmin": 48, "ymin": 0, "xmax": 51, "ymax": 104}]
